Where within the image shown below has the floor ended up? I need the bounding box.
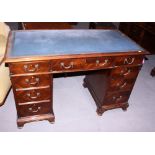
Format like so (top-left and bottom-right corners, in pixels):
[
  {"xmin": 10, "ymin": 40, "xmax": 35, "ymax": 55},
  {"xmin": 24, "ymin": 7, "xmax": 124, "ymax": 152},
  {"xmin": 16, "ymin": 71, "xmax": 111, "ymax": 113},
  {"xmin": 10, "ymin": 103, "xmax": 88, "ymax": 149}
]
[{"xmin": 0, "ymin": 55, "xmax": 155, "ymax": 132}]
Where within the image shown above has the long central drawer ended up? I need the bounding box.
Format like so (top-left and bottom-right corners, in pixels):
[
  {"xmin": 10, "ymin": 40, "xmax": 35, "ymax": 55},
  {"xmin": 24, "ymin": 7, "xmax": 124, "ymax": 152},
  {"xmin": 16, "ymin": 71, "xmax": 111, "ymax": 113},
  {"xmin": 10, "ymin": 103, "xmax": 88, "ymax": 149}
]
[{"xmin": 51, "ymin": 55, "xmax": 144, "ymax": 73}]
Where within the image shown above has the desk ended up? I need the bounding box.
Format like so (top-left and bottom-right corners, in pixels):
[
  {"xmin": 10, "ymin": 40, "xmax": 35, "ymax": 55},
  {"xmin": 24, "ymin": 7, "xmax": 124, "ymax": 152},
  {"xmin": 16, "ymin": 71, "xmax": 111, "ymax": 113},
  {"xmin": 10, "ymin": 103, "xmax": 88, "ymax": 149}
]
[{"xmin": 5, "ymin": 30, "xmax": 148, "ymax": 128}]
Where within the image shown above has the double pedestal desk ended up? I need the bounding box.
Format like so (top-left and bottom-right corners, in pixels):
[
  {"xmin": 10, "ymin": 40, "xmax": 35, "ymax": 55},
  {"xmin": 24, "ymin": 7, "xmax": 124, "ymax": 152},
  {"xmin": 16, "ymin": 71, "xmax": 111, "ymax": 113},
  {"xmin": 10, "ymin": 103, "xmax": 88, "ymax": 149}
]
[{"xmin": 5, "ymin": 30, "xmax": 148, "ymax": 128}]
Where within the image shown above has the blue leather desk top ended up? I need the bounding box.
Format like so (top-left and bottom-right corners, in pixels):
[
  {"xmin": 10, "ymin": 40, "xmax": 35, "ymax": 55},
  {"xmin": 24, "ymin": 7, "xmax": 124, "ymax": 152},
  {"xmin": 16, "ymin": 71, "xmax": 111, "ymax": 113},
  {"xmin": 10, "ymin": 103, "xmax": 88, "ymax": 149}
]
[{"xmin": 9, "ymin": 30, "xmax": 144, "ymax": 58}]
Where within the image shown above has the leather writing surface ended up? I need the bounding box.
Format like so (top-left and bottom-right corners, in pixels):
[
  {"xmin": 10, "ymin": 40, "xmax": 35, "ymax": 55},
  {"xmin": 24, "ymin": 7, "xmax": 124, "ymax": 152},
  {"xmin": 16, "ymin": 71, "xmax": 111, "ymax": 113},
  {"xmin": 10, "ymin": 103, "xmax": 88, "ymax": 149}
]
[{"xmin": 9, "ymin": 30, "xmax": 144, "ymax": 57}]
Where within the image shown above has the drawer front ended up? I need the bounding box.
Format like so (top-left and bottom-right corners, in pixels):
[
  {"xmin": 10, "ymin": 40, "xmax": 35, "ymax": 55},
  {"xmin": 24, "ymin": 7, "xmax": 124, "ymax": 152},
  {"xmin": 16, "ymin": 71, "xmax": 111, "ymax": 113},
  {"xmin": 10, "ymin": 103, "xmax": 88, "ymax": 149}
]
[
  {"xmin": 115, "ymin": 55, "xmax": 144, "ymax": 66},
  {"xmin": 52, "ymin": 58, "xmax": 85, "ymax": 72},
  {"xmin": 9, "ymin": 61, "xmax": 51, "ymax": 74},
  {"xmin": 104, "ymin": 91, "xmax": 130, "ymax": 105},
  {"xmin": 17, "ymin": 102, "xmax": 52, "ymax": 117},
  {"xmin": 85, "ymin": 56, "xmax": 114, "ymax": 69},
  {"xmin": 108, "ymin": 78, "xmax": 135, "ymax": 91},
  {"xmin": 111, "ymin": 66, "xmax": 140, "ymax": 79},
  {"xmin": 52, "ymin": 56, "xmax": 114, "ymax": 72},
  {"xmin": 11, "ymin": 74, "xmax": 51, "ymax": 89},
  {"xmin": 15, "ymin": 88, "xmax": 51, "ymax": 103}
]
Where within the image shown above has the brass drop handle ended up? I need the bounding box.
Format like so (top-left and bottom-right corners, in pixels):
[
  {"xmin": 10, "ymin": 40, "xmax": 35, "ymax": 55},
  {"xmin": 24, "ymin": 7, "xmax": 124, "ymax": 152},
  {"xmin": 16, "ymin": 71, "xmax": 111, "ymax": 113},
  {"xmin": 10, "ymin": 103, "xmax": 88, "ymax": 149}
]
[
  {"xmin": 25, "ymin": 77, "xmax": 40, "ymax": 86},
  {"xmin": 29, "ymin": 106, "xmax": 41, "ymax": 113},
  {"xmin": 112, "ymin": 95, "xmax": 123, "ymax": 102},
  {"xmin": 116, "ymin": 81, "xmax": 127, "ymax": 88},
  {"xmin": 60, "ymin": 62, "xmax": 74, "ymax": 69},
  {"xmin": 96, "ymin": 59, "xmax": 109, "ymax": 66},
  {"xmin": 124, "ymin": 57, "xmax": 135, "ymax": 65},
  {"xmin": 27, "ymin": 91, "xmax": 40, "ymax": 99},
  {"xmin": 120, "ymin": 82, "xmax": 127, "ymax": 88},
  {"xmin": 123, "ymin": 69, "xmax": 131, "ymax": 76},
  {"xmin": 120, "ymin": 68, "xmax": 131, "ymax": 76},
  {"xmin": 24, "ymin": 64, "xmax": 39, "ymax": 73}
]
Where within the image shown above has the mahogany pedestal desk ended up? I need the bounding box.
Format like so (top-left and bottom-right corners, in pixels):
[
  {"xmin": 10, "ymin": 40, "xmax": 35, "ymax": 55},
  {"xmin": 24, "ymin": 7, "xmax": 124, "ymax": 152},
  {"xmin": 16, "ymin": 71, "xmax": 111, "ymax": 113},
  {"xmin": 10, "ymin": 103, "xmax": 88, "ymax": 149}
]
[{"xmin": 5, "ymin": 30, "xmax": 148, "ymax": 128}]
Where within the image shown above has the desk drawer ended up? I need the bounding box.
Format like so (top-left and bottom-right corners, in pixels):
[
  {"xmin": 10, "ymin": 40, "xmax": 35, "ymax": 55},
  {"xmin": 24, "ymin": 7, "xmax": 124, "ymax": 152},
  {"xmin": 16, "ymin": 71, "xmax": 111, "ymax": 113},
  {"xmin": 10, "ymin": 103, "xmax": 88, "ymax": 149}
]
[
  {"xmin": 51, "ymin": 56, "xmax": 114, "ymax": 72},
  {"xmin": 17, "ymin": 101, "xmax": 52, "ymax": 117},
  {"xmin": 9, "ymin": 61, "xmax": 51, "ymax": 74},
  {"xmin": 15, "ymin": 87, "xmax": 51, "ymax": 103},
  {"xmin": 104, "ymin": 91, "xmax": 130, "ymax": 105},
  {"xmin": 51, "ymin": 58, "xmax": 85, "ymax": 72},
  {"xmin": 85, "ymin": 56, "xmax": 114, "ymax": 69},
  {"xmin": 111, "ymin": 66, "xmax": 140, "ymax": 79},
  {"xmin": 11, "ymin": 74, "xmax": 51, "ymax": 89},
  {"xmin": 115, "ymin": 55, "xmax": 144, "ymax": 66},
  {"xmin": 108, "ymin": 78, "xmax": 135, "ymax": 92}
]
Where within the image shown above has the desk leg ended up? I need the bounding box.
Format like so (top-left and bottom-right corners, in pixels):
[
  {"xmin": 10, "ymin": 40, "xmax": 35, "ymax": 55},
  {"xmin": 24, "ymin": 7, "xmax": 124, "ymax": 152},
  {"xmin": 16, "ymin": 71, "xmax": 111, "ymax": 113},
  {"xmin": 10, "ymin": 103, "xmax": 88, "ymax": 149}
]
[
  {"xmin": 96, "ymin": 108, "xmax": 106, "ymax": 116},
  {"xmin": 17, "ymin": 114, "xmax": 55, "ymax": 128}
]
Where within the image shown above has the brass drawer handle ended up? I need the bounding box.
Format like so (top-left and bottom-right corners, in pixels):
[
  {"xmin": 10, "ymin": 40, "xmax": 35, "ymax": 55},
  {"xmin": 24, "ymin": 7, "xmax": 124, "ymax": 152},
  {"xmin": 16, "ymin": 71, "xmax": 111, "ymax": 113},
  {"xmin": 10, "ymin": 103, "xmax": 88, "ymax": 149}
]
[
  {"xmin": 26, "ymin": 91, "xmax": 40, "ymax": 99},
  {"xmin": 60, "ymin": 62, "xmax": 74, "ymax": 69},
  {"xmin": 112, "ymin": 95, "xmax": 123, "ymax": 102},
  {"xmin": 124, "ymin": 57, "xmax": 135, "ymax": 65},
  {"xmin": 25, "ymin": 77, "xmax": 40, "ymax": 86},
  {"xmin": 120, "ymin": 68, "xmax": 131, "ymax": 76},
  {"xmin": 120, "ymin": 82, "xmax": 127, "ymax": 88},
  {"xmin": 96, "ymin": 59, "xmax": 109, "ymax": 66},
  {"xmin": 29, "ymin": 105, "xmax": 41, "ymax": 113},
  {"xmin": 23, "ymin": 64, "xmax": 39, "ymax": 73},
  {"xmin": 123, "ymin": 69, "xmax": 131, "ymax": 76},
  {"xmin": 116, "ymin": 81, "xmax": 127, "ymax": 88}
]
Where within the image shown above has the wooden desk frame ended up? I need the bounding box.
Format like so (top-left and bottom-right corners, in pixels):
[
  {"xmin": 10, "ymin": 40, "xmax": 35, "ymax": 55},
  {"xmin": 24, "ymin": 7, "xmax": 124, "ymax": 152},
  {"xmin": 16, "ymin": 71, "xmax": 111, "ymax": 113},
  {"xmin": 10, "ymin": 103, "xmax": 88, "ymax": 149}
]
[{"xmin": 5, "ymin": 31, "xmax": 149, "ymax": 128}]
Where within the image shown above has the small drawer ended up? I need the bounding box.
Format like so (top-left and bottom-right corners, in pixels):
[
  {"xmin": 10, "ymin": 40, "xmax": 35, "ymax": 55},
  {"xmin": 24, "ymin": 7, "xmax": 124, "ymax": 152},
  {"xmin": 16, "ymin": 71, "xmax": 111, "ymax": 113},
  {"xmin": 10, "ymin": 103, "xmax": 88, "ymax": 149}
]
[
  {"xmin": 11, "ymin": 74, "xmax": 51, "ymax": 89},
  {"xmin": 9, "ymin": 61, "xmax": 51, "ymax": 74},
  {"xmin": 51, "ymin": 58, "xmax": 85, "ymax": 72},
  {"xmin": 17, "ymin": 102, "xmax": 52, "ymax": 117},
  {"xmin": 115, "ymin": 55, "xmax": 144, "ymax": 66},
  {"xmin": 111, "ymin": 66, "xmax": 140, "ymax": 79},
  {"xmin": 108, "ymin": 78, "xmax": 136, "ymax": 91},
  {"xmin": 85, "ymin": 56, "xmax": 114, "ymax": 69},
  {"xmin": 15, "ymin": 88, "xmax": 51, "ymax": 103},
  {"xmin": 104, "ymin": 91, "xmax": 130, "ymax": 105}
]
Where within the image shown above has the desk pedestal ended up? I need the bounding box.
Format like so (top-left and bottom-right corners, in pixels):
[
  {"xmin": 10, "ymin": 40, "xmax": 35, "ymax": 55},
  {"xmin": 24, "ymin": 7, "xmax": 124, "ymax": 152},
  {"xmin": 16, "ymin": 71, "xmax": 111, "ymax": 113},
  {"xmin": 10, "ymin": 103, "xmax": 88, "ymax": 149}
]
[{"xmin": 83, "ymin": 66, "xmax": 140, "ymax": 115}]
